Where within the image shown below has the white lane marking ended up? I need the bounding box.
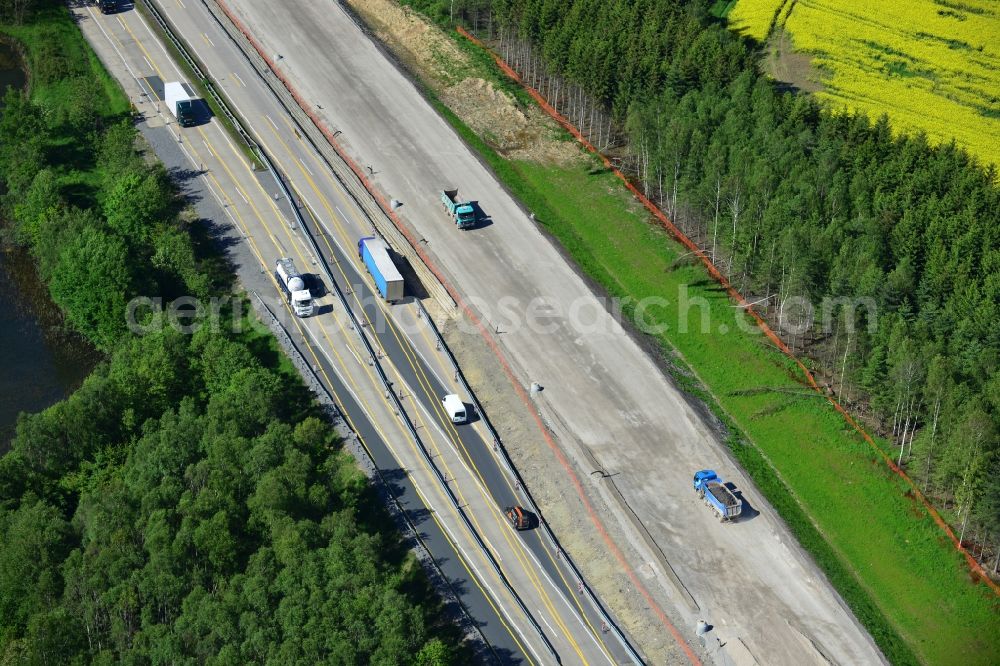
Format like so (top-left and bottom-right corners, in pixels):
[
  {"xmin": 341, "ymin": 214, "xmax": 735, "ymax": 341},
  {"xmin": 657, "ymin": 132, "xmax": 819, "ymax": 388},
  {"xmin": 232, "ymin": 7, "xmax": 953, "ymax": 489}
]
[
  {"xmin": 175, "ymin": 0, "xmax": 186, "ymax": 8},
  {"xmin": 212, "ymin": 109, "xmax": 257, "ymax": 175},
  {"xmin": 233, "ymin": 72, "xmax": 246, "ymax": 87},
  {"xmin": 266, "ymin": 116, "xmax": 313, "ymax": 174},
  {"xmin": 202, "ymin": 33, "xmax": 215, "ymax": 48},
  {"xmin": 377, "ymin": 325, "xmax": 614, "ymax": 660},
  {"xmin": 87, "ymin": 6, "xmax": 140, "ymax": 83},
  {"xmin": 142, "ymin": 56, "xmax": 154, "ymax": 72},
  {"xmin": 400, "ymin": 317, "xmax": 450, "ymax": 389},
  {"xmin": 88, "ymin": 5, "xmax": 547, "ymax": 655},
  {"xmin": 294, "ymin": 322, "xmax": 547, "ymax": 664},
  {"xmin": 135, "ymin": 9, "xmax": 184, "ymax": 79},
  {"xmin": 538, "ymin": 611, "xmax": 556, "ymax": 636}
]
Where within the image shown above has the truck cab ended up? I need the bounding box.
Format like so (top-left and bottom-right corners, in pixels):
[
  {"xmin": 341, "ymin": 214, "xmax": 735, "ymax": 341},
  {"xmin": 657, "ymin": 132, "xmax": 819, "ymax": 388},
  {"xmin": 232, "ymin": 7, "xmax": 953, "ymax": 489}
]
[
  {"xmin": 692, "ymin": 469, "xmax": 720, "ymax": 490},
  {"xmin": 453, "ymin": 201, "xmax": 475, "ymax": 228},
  {"xmin": 163, "ymin": 81, "xmax": 198, "ymax": 128},
  {"xmin": 505, "ymin": 506, "xmax": 533, "ymax": 530},
  {"xmin": 175, "ymin": 99, "xmax": 195, "ymax": 127}
]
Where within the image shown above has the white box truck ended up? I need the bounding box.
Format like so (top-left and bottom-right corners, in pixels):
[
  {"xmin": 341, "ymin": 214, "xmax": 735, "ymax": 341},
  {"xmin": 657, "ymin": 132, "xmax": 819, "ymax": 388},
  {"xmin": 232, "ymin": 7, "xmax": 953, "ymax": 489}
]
[
  {"xmin": 163, "ymin": 81, "xmax": 196, "ymax": 128},
  {"xmin": 442, "ymin": 394, "xmax": 467, "ymax": 423}
]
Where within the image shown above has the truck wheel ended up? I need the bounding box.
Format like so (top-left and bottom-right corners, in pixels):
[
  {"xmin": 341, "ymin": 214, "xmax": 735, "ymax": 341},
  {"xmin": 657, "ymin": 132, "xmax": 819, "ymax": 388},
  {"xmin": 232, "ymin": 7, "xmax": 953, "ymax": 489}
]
[{"xmin": 698, "ymin": 490, "xmax": 705, "ymax": 499}]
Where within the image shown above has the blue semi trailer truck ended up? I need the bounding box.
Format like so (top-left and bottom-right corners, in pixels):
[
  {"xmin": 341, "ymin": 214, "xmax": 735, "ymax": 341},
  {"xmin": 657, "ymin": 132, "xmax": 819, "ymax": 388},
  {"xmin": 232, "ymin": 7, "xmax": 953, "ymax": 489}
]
[
  {"xmin": 358, "ymin": 236, "xmax": 404, "ymax": 302},
  {"xmin": 693, "ymin": 470, "xmax": 742, "ymax": 522}
]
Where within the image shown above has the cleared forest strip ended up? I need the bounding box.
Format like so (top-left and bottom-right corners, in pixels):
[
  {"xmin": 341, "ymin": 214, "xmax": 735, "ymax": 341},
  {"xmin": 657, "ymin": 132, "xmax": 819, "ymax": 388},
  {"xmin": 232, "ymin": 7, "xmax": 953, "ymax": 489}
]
[
  {"xmin": 457, "ymin": 24, "xmax": 1000, "ymax": 598},
  {"xmin": 448, "ymin": 24, "xmax": 999, "ymax": 666},
  {"xmin": 336, "ymin": 3, "xmax": 1000, "ymax": 660}
]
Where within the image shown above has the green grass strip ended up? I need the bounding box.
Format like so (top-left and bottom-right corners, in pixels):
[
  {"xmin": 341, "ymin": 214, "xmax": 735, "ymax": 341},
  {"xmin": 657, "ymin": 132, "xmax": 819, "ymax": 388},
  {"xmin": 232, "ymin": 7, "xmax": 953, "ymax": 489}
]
[
  {"xmin": 133, "ymin": 0, "xmax": 259, "ymax": 167},
  {"xmin": 410, "ymin": 56, "xmax": 998, "ymax": 664}
]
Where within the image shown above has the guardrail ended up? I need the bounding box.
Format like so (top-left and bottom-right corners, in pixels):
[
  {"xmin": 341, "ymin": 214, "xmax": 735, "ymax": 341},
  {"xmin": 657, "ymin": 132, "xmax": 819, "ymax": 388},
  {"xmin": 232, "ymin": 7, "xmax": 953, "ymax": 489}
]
[
  {"xmin": 264, "ymin": 141, "xmax": 560, "ymax": 665},
  {"xmin": 200, "ymin": 0, "xmax": 456, "ymax": 316},
  {"xmin": 249, "ymin": 291, "xmax": 492, "ymax": 658},
  {"xmin": 138, "ymin": 0, "xmax": 262, "ymax": 161},
  {"xmin": 142, "ymin": 0, "xmax": 557, "ymax": 660},
  {"xmin": 415, "ymin": 301, "xmax": 646, "ymax": 665}
]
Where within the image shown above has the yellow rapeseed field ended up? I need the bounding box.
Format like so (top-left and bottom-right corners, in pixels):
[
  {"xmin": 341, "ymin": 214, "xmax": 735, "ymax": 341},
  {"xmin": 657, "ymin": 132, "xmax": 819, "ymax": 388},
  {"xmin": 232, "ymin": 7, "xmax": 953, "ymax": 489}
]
[{"xmin": 728, "ymin": 0, "xmax": 1000, "ymax": 169}]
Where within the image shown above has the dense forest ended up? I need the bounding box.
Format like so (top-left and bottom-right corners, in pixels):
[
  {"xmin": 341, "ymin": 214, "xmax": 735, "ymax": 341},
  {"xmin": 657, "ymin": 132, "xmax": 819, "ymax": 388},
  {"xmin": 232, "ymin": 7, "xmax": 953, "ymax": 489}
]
[
  {"xmin": 0, "ymin": 2, "xmax": 460, "ymax": 663},
  {"xmin": 410, "ymin": 0, "xmax": 1000, "ymax": 567}
]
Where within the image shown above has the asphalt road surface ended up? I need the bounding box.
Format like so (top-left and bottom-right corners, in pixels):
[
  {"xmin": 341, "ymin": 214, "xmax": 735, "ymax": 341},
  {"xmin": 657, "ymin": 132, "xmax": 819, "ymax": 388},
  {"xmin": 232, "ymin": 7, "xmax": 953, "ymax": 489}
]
[
  {"xmin": 213, "ymin": 1, "xmax": 889, "ymax": 664},
  {"xmin": 74, "ymin": 2, "xmax": 635, "ymax": 664}
]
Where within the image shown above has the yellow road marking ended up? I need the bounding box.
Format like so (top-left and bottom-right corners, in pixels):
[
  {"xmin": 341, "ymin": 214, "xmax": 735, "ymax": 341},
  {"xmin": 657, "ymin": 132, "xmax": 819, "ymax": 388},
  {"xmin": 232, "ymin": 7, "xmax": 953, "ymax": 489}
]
[{"xmin": 100, "ymin": 10, "xmax": 583, "ymax": 661}]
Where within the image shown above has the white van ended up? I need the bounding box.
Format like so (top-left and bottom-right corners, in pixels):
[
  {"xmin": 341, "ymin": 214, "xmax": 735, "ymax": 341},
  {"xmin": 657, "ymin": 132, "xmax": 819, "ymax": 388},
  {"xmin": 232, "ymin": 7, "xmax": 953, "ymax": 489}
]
[{"xmin": 442, "ymin": 394, "xmax": 467, "ymax": 423}]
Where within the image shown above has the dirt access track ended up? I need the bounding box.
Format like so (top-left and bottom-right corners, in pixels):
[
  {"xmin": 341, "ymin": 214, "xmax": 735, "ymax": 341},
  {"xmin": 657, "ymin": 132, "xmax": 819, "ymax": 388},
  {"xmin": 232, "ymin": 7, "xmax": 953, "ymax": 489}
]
[{"xmin": 220, "ymin": 1, "xmax": 886, "ymax": 663}]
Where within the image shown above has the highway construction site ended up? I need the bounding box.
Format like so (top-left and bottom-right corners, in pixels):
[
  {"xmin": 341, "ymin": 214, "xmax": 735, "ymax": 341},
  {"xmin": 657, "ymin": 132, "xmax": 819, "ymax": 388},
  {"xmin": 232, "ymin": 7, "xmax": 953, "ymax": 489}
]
[{"xmin": 73, "ymin": 0, "xmax": 888, "ymax": 663}]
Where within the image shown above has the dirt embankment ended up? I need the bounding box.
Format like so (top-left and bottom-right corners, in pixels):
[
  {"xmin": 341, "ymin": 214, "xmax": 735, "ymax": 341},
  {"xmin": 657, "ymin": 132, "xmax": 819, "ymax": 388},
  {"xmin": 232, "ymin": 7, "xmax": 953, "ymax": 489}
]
[
  {"xmin": 344, "ymin": 1, "xmax": 696, "ymax": 663},
  {"xmin": 345, "ymin": 0, "xmax": 581, "ymax": 166}
]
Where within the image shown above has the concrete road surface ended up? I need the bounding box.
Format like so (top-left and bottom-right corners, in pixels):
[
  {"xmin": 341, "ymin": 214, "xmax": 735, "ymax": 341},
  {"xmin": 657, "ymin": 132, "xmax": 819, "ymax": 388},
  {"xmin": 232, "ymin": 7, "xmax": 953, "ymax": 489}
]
[
  {"xmin": 217, "ymin": 1, "xmax": 888, "ymax": 664},
  {"xmin": 75, "ymin": 2, "xmax": 637, "ymax": 663}
]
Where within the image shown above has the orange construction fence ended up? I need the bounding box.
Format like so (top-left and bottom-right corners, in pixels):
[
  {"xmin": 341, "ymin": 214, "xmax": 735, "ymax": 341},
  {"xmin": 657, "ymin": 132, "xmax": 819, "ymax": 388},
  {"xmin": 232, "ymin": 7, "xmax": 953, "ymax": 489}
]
[
  {"xmin": 456, "ymin": 25, "xmax": 1000, "ymax": 596},
  {"xmin": 213, "ymin": 2, "xmax": 706, "ymax": 661}
]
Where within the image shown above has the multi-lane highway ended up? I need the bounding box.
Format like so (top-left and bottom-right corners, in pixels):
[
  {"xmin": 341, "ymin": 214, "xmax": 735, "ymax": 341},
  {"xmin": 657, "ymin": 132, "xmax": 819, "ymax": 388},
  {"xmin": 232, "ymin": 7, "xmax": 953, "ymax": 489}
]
[
  {"xmin": 204, "ymin": 2, "xmax": 889, "ymax": 666},
  {"xmin": 72, "ymin": 2, "xmax": 636, "ymax": 664}
]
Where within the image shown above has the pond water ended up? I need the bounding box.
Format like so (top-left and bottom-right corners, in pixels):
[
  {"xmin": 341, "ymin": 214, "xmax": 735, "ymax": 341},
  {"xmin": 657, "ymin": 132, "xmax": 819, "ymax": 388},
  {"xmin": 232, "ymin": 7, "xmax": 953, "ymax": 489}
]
[{"xmin": 0, "ymin": 42, "xmax": 99, "ymax": 450}]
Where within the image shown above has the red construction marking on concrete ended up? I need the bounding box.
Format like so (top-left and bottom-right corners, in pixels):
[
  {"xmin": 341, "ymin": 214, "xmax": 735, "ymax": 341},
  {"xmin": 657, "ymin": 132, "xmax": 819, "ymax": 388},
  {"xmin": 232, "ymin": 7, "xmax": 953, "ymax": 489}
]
[
  {"xmin": 216, "ymin": 4, "xmax": 714, "ymax": 660},
  {"xmin": 212, "ymin": 2, "xmax": 707, "ymax": 658},
  {"xmin": 455, "ymin": 26, "xmax": 1000, "ymax": 596}
]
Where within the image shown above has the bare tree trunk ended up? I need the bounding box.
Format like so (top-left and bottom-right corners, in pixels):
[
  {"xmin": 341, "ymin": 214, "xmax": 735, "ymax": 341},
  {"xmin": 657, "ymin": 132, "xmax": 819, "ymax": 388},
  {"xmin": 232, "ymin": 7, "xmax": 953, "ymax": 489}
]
[
  {"xmin": 838, "ymin": 329, "xmax": 852, "ymax": 398},
  {"xmin": 712, "ymin": 178, "xmax": 721, "ymax": 264},
  {"xmin": 670, "ymin": 158, "xmax": 680, "ymax": 222},
  {"xmin": 898, "ymin": 393, "xmax": 915, "ymax": 466},
  {"xmin": 905, "ymin": 398, "xmax": 922, "ymax": 459},
  {"xmin": 727, "ymin": 188, "xmax": 743, "ymax": 276},
  {"xmin": 657, "ymin": 166, "xmax": 664, "ymax": 208},
  {"xmin": 588, "ymin": 103, "xmax": 596, "ymax": 143},
  {"xmin": 641, "ymin": 140, "xmax": 650, "ymax": 193},
  {"xmin": 922, "ymin": 396, "xmax": 941, "ymax": 491},
  {"xmin": 891, "ymin": 395, "xmax": 903, "ymax": 437},
  {"xmin": 764, "ymin": 239, "xmax": 777, "ymax": 313}
]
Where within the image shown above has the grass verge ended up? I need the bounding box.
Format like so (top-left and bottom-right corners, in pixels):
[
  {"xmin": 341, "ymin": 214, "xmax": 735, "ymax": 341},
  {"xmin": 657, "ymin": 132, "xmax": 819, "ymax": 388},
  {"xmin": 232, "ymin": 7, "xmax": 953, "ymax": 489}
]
[
  {"xmin": 133, "ymin": 0, "xmax": 259, "ymax": 167},
  {"xmin": 406, "ymin": 36, "xmax": 997, "ymax": 666},
  {"xmin": 1, "ymin": 6, "xmax": 129, "ymax": 117}
]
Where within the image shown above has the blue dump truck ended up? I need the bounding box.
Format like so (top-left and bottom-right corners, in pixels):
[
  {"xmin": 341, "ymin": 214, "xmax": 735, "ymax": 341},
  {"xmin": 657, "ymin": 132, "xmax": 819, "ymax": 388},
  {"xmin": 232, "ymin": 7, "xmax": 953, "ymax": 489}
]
[
  {"xmin": 440, "ymin": 189, "xmax": 476, "ymax": 229},
  {"xmin": 693, "ymin": 470, "xmax": 742, "ymax": 522},
  {"xmin": 358, "ymin": 236, "xmax": 404, "ymax": 302}
]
